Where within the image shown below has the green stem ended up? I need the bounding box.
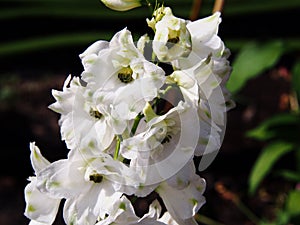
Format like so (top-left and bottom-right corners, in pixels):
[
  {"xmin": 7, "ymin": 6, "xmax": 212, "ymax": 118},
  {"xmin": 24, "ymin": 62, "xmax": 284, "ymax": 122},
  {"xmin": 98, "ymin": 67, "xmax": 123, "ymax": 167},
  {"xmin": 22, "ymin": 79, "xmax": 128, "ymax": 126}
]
[
  {"xmin": 195, "ymin": 214, "xmax": 225, "ymax": 225},
  {"xmin": 130, "ymin": 113, "xmax": 144, "ymax": 136},
  {"xmin": 113, "ymin": 135, "xmax": 123, "ymax": 160}
]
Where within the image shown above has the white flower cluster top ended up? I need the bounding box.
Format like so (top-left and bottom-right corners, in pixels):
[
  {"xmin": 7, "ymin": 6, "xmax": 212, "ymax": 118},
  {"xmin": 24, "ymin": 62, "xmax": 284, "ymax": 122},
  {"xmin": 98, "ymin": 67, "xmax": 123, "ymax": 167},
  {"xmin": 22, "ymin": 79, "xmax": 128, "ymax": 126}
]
[{"xmin": 24, "ymin": 4, "xmax": 234, "ymax": 225}]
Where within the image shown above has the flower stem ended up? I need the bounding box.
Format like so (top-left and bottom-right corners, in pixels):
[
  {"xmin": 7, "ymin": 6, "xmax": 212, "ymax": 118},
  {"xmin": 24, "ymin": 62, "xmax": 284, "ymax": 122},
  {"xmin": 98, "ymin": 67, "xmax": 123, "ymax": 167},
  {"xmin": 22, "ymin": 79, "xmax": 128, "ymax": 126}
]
[
  {"xmin": 190, "ymin": 0, "xmax": 202, "ymax": 21},
  {"xmin": 194, "ymin": 214, "xmax": 225, "ymax": 225},
  {"xmin": 215, "ymin": 182, "xmax": 261, "ymax": 225},
  {"xmin": 113, "ymin": 135, "xmax": 123, "ymax": 160},
  {"xmin": 213, "ymin": 0, "xmax": 224, "ymax": 13},
  {"xmin": 290, "ymin": 91, "xmax": 299, "ymax": 112},
  {"xmin": 130, "ymin": 113, "xmax": 144, "ymax": 136}
]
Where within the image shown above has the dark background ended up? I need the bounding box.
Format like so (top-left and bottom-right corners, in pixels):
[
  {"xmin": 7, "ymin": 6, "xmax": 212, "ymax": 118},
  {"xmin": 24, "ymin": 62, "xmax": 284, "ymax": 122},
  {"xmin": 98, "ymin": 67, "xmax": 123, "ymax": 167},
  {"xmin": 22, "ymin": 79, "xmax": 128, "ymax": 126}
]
[{"xmin": 1, "ymin": 0, "xmax": 300, "ymax": 224}]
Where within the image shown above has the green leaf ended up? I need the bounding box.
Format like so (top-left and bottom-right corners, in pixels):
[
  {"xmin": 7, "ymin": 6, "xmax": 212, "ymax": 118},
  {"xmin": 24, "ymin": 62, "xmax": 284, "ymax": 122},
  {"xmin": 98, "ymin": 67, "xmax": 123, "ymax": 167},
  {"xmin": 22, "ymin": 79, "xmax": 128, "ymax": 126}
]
[
  {"xmin": 249, "ymin": 141, "xmax": 294, "ymax": 195},
  {"xmin": 259, "ymin": 210, "xmax": 291, "ymax": 225},
  {"xmin": 276, "ymin": 169, "xmax": 300, "ymax": 182},
  {"xmin": 246, "ymin": 113, "xmax": 300, "ymax": 141},
  {"xmin": 0, "ymin": 32, "xmax": 112, "ymax": 57},
  {"xmin": 276, "ymin": 210, "xmax": 291, "ymax": 225},
  {"xmin": 227, "ymin": 40, "xmax": 284, "ymax": 94},
  {"xmin": 286, "ymin": 190, "xmax": 300, "ymax": 216}
]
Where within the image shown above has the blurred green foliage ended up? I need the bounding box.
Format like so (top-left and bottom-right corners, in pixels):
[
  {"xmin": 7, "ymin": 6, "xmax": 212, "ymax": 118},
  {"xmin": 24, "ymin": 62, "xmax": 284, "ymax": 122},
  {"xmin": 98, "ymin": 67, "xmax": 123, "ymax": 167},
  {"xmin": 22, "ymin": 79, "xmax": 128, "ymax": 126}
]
[
  {"xmin": 247, "ymin": 141, "xmax": 294, "ymax": 194},
  {"xmin": 227, "ymin": 41, "xmax": 285, "ymax": 94},
  {"xmin": 246, "ymin": 112, "xmax": 300, "ymax": 224},
  {"xmin": 1, "ymin": 0, "xmax": 300, "ymax": 57},
  {"xmin": 234, "ymin": 40, "xmax": 300, "ymax": 225}
]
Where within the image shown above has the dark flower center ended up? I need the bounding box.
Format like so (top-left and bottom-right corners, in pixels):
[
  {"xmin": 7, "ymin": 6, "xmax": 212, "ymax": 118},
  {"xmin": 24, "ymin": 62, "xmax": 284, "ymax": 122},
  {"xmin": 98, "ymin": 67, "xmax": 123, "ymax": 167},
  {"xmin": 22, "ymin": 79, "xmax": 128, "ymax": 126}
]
[
  {"xmin": 118, "ymin": 67, "xmax": 134, "ymax": 84},
  {"xmin": 89, "ymin": 174, "xmax": 103, "ymax": 183},
  {"xmin": 89, "ymin": 108, "xmax": 102, "ymax": 119},
  {"xmin": 168, "ymin": 36, "xmax": 180, "ymax": 44}
]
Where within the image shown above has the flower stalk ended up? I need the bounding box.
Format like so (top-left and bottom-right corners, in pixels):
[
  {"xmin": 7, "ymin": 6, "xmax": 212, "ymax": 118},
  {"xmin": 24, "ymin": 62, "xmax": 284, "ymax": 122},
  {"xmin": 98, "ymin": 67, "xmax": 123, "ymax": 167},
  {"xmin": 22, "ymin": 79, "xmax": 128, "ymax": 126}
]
[
  {"xmin": 213, "ymin": 0, "xmax": 225, "ymax": 13},
  {"xmin": 24, "ymin": 1, "xmax": 234, "ymax": 224}
]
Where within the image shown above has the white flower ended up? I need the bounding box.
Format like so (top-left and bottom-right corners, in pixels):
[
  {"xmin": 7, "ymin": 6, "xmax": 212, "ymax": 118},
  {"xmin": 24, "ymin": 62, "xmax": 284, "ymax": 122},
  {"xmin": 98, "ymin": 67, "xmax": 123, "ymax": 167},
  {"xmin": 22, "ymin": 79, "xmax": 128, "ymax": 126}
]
[
  {"xmin": 187, "ymin": 11, "xmax": 224, "ymax": 59},
  {"xmin": 80, "ymin": 28, "xmax": 165, "ymax": 122},
  {"xmin": 120, "ymin": 101, "xmax": 199, "ymax": 187},
  {"xmin": 95, "ymin": 196, "xmax": 140, "ymax": 225},
  {"xmin": 169, "ymin": 52, "xmax": 234, "ymax": 165},
  {"xmin": 173, "ymin": 55, "xmax": 230, "ymax": 110},
  {"xmin": 161, "ymin": 10, "xmax": 234, "ymax": 161},
  {"xmin": 35, "ymin": 146, "xmax": 143, "ymax": 225},
  {"xmin": 100, "ymin": 0, "xmax": 141, "ymax": 11},
  {"xmin": 95, "ymin": 196, "xmax": 154, "ymax": 224},
  {"xmin": 147, "ymin": 6, "xmax": 192, "ymax": 62},
  {"xmin": 96, "ymin": 196, "xmax": 178, "ymax": 225},
  {"xmin": 49, "ymin": 75, "xmax": 116, "ymax": 150},
  {"xmin": 173, "ymin": 11, "xmax": 225, "ymax": 70},
  {"xmin": 24, "ymin": 143, "xmax": 61, "ymax": 225},
  {"xmin": 156, "ymin": 161, "xmax": 206, "ymax": 225}
]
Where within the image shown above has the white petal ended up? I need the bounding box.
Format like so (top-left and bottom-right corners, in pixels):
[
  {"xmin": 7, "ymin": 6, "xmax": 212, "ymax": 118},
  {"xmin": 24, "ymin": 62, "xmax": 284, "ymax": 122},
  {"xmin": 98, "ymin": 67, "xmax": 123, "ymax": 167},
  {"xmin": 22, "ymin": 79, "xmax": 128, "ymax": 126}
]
[
  {"xmin": 100, "ymin": 0, "xmax": 141, "ymax": 11},
  {"xmin": 156, "ymin": 173, "xmax": 206, "ymax": 222},
  {"xmin": 29, "ymin": 220, "xmax": 49, "ymax": 225},
  {"xmin": 137, "ymin": 34, "xmax": 150, "ymax": 54},
  {"xmin": 29, "ymin": 142, "xmax": 50, "ymax": 173},
  {"xmin": 37, "ymin": 159, "xmax": 90, "ymax": 199},
  {"xmin": 64, "ymin": 182, "xmax": 123, "ymax": 224},
  {"xmin": 150, "ymin": 7, "xmax": 191, "ymax": 62},
  {"xmin": 159, "ymin": 212, "xmax": 179, "ymax": 225},
  {"xmin": 187, "ymin": 12, "xmax": 221, "ymax": 45},
  {"xmin": 24, "ymin": 177, "xmax": 60, "ymax": 224},
  {"xmin": 139, "ymin": 199, "xmax": 161, "ymax": 221},
  {"xmin": 96, "ymin": 196, "xmax": 139, "ymax": 225}
]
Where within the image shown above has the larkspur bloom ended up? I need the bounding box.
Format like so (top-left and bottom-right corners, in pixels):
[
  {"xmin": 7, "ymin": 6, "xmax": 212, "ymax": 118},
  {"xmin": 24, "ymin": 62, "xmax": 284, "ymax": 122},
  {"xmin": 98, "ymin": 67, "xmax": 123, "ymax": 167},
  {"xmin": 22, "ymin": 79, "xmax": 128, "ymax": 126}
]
[
  {"xmin": 35, "ymin": 143, "xmax": 141, "ymax": 224},
  {"xmin": 156, "ymin": 161, "xmax": 206, "ymax": 225},
  {"xmin": 150, "ymin": 8, "xmax": 235, "ymax": 167},
  {"xmin": 95, "ymin": 196, "xmax": 179, "ymax": 225},
  {"xmin": 147, "ymin": 6, "xmax": 192, "ymax": 62},
  {"xmin": 120, "ymin": 101, "xmax": 199, "ymax": 186},
  {"xmin": 80, "ymin": 28, "xmax": 165, "ymax": 123},
  {"xmin": 147, "ymin": 7, "xmax": 225, "ymax": 66},
  {"xmin": 49, "ymin": 75, "xmax": 117, "ymax": 151},
  {"xmin": 24, "ymin": 143, "xmax": 60, "ymax": 225},
  {"xmin": 168, "ymin": 53, "xmax": 234, "ymax": 170},
  {"xmin": 49, "ymin": 28, "xmax": 165, "ymax": 151},
  {"xmin": 25, "ymin": 3, "xmax": 234, "ymax": 225},
  {"xmin": 100, "ymin": 0, "xmax": 141, "ymax": 11},
  {"xmin": 185, "ymin": 11, "xmax": 224, "ymax": 63}
]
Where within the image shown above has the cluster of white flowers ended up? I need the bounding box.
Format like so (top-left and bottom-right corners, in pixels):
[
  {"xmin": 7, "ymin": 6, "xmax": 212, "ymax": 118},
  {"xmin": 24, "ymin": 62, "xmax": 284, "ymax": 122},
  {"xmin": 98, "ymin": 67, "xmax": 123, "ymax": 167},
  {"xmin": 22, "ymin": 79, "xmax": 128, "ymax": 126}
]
[{"xmin": 24, "ymin": 3, "xmax": 234, "ymax": 225}]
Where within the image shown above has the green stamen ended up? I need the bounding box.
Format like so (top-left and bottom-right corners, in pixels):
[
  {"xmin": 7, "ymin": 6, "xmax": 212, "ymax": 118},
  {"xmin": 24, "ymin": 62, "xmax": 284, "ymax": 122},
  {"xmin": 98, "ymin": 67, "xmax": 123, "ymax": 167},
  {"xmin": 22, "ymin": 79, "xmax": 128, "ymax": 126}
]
[{"xmin": 131, "ymin": 113, "xmax": 144, "ymax": 136}]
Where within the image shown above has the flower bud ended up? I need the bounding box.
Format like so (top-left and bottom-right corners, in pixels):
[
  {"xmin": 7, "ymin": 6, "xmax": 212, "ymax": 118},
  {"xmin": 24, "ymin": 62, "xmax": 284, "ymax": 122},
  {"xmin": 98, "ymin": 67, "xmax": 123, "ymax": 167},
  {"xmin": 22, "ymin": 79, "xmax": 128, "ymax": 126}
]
[{"xmin": 100, "ymin": 0, "xmax": 141, "ymax": 11}]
